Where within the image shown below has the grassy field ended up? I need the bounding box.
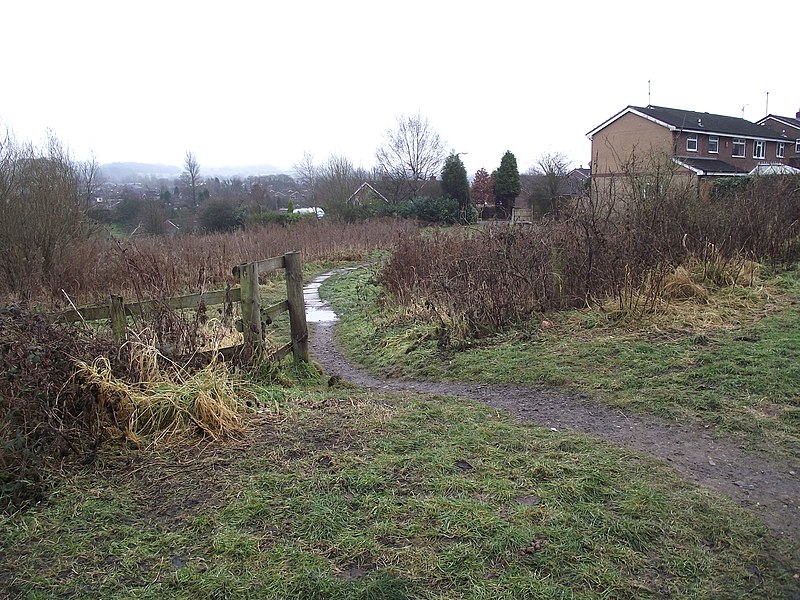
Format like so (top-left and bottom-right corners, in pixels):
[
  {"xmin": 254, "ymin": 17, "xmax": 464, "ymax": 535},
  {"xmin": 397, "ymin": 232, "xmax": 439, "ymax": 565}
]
[
  {"xmin": 1, "ymin": 376, "xmax": 796, "ymax": 598},
  {"xmin": 3, "ymin": 248, "xmax": 799, "ymax": 598},
  {"xmin": 322, "ymin": 265, "xmax": 800, "ymax": 459}
]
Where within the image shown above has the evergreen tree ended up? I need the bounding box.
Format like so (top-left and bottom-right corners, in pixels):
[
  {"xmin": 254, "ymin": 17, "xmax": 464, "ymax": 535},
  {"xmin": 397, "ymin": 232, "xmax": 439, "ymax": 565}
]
[
  {"xmin": 492, "ymin": 151, "xmax": 520, "ymax": 219},
  {"xmin": 441, "ymin": 153, "xmax": 471, "ymax": 222}
]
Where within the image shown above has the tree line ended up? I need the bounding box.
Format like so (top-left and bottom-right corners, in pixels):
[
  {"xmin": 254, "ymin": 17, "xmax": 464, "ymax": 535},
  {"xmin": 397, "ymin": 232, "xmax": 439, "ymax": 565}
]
[{"xmin": 1, "ymin": 113, "xmax": 579, "ymax": 243}]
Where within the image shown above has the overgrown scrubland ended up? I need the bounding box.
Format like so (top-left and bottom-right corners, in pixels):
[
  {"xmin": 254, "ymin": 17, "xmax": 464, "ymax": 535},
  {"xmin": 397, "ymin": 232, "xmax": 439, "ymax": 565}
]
[
  {"xmin": 1, "ymin": 218, "xmax": 413, "ymax": 308},
  {"xmin": 325, "ymin": 175, "xmax": 800, "ymax": 455},
  {"xmin": 1, "ymin": 218, "xmax": 412, "ymax": 511},
  {"xmin": 380, "ymin": 174, "xmax": 800, "ymax": 339}
]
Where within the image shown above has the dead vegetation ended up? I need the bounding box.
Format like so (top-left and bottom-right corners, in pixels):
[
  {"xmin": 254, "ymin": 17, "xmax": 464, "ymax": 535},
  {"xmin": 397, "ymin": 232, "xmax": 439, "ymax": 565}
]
[
  {"xmin": 379, "ymin": 174, "xmax": 800, "ymax": 342},
  {"xmin": 0, "ymin": 308, "xmax": 256, "ymax": 512},
  {"xmin": 1, "ymin": 218, "xmax": 413, "ymax": 309},
  {"xmin": 0, "ymin": 214, "xmax": 414, "ymax": 511},
  {"xmin": 75, "ymin": 342, "xmax": 253, "ymax": 445}
]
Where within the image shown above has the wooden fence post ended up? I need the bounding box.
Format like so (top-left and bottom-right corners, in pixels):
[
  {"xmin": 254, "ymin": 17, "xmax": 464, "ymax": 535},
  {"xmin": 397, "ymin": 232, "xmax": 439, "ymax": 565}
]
[
  {"xmin": 109, "ymin": 295, "xmax": 127, "ymax": 343},
  {"xmin": 284, "ymin": 251, "xmax": 309, "ymax": 363},
  {"xmin": 238, "ymin": 261, "xmax": 263, "ymax": 355}
]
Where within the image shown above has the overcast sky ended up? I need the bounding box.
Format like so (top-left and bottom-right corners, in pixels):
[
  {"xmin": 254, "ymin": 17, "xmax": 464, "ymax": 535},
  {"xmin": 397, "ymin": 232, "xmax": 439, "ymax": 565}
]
[{"xmin": 3, "ymin": 0, "xmax": 799, "ymax": 177}]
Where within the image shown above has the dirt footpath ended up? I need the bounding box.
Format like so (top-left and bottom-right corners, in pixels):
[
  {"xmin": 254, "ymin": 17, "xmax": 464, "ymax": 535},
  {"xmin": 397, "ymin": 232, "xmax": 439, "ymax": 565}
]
[{"xmin": 307, "ymin": 288, "xmax": 799, "ymax": 557}]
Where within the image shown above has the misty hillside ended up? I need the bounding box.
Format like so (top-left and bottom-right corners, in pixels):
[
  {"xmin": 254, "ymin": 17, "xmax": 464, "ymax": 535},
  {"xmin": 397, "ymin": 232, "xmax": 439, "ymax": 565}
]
[
  {"xmin": 100, "ymin": 162, "xmax": 182, "ymax": 181},
  {"xmin": 100, "ymin": 162, "xmax": 286, "ymax": 182},
  {"xmin": 204, "ymin": 164, "xmax": 285, "ymax": 178}
]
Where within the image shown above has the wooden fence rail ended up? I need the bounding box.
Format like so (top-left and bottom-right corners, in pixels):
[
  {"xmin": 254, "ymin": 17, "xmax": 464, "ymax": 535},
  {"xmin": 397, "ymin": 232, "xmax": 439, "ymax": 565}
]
[
  {"xmin": 54, "ymin": 251, "xmax": 309, "ymax": 363},
  {"xmin": 511, "ymin": 207, "xmax": 533, "ymax": 224}
]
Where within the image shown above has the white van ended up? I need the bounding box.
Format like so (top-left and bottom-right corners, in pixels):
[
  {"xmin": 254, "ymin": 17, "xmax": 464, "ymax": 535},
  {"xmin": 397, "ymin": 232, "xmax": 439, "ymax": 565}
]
[{"xmin": 294, "ymin": 207, "xmax": 325, "ymax": 218}]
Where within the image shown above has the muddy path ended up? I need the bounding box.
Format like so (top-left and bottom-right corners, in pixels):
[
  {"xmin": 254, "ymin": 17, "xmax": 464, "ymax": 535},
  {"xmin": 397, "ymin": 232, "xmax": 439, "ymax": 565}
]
[{"xmin": 304, "ymin": 271, "xmax": 800, "ymax": 555}]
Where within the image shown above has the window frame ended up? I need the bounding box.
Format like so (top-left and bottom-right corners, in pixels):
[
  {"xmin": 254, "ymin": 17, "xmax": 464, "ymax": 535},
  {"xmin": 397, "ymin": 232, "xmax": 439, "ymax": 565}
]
[
  {"xmin": 796, "ymin": 139, "xmax": 800, "ymax": 153},
  {"xmin": 686, "ymin": 135, "xmax": 698, "ymax": 152},
  {"xmin": 777, "ymin": 142, "xmax": 785, "ymax": 159},
  {"xmin": 732, "ymin": 138, "xmax": 746, "ymax": 158},
  {"xmin": 753, "ymin": 139, "xmax": 766, "ymax": 160},
  {"xmin": 708, "ymin": 136, "xmax": 719, "ymax": 154}
]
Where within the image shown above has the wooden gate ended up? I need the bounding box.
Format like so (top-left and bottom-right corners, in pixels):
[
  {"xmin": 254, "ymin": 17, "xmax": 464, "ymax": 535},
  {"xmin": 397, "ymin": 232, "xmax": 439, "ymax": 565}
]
[{"xmin": 56, "ymin": 251, "xmax": 309, "ymax": 362}]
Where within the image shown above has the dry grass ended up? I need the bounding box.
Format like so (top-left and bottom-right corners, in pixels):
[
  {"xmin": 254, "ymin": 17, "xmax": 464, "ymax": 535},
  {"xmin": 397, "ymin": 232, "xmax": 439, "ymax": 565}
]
[
  {"xmin": 3, "ymin": 218, "xmax": 414, "ymax": 309},
  {"xmin": 75, "ymin": 341, "xmax": 254, "ymax": 446},
  {"xmin": 662, "ymin": 266, "xmax": 710, "ymax": 301}
]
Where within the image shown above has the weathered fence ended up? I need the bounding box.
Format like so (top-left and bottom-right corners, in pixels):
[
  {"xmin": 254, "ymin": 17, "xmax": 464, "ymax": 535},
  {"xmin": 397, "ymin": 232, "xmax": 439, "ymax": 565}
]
[
  {"xmin": 511, "ymin": 207, "xmax": 533, "ymax": 224},
  {"xmin": 55, "ymin": 251, "xmax": 309, "ymax": 362}
]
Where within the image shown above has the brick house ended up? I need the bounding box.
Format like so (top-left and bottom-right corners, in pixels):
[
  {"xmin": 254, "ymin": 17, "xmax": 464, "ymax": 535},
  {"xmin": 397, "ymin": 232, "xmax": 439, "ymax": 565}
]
[
  {"xmin": 756, "ymin": 111, "xmax": 800, "ymax": 169},
  {"xmin": 586, "ymin": 105, "xmax": 799, "ymax": 185}
]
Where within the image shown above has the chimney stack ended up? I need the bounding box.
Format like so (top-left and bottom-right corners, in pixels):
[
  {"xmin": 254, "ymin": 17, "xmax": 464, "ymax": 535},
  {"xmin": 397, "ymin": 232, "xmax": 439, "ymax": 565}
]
[{"xmin": 796, "ymin": 108, "xmax": 800, "ymax": 119}]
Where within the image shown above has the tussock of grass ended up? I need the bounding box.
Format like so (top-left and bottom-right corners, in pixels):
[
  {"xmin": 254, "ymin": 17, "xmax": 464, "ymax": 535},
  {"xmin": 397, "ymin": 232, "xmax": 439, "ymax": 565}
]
[
  {"xmin": 75, "ymin": 342, "xmax": 253, "ymax": 444},
  {"xmin": 662, "ymin": 265, "xmax": 710, "ymax": 301}
]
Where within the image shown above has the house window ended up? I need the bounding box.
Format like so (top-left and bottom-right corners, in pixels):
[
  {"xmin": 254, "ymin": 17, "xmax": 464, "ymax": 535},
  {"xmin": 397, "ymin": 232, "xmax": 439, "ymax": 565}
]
[
  {"xmin": 753, "ymin": 139, "xmax": 766, "ymax": 159},
  {"xmin": 686, "ymin": 135, "xmax": 698, "ymax": 152},
  {"xmin": 796, "ymin": 139, "xmax": 800, "ymax": 153},
  {"xmin": 777, "ymin": 142, "xmax": 785, "ymax": 159},
  {"xmin": 732, "ymin": 138, "xmax": 746, "ymax": 158},
  {"xmin": 708, "ymin": 136, "xmax": 719, "ymax": 154}
]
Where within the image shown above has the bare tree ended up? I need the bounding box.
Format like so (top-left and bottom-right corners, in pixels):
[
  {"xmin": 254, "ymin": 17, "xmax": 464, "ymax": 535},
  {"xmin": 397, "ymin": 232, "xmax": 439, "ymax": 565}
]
[
  {"xmin": 293, "ymin": 151, "xmax": 319, "ymax": 208},
  {"xmin": 0, "ymin": 130, "xmax": 94, "ymax": 295},
  {"xmin": 529, "ymin": 152, "xmax": 572, "ymax": 217},
  {"xmin": 0, "ymin": 129, "xmax": 20, "ymax": 206},
  {"xmin": 318, "ymin": 154, "xmax": 363, "ymax": 209},
  {"xmin": 292, "ymin": 152, "xmax": 365, "ymax": 214},
  {"xmin": 78, "ymin": 153, "xmax": 101, "ymax": 211},
  {"xmin": 182, "ymin": 150, "xmax": 201, "ymax": 208},
  {"xmin": 140, "ymin": 200, "xmax": 168, "ymax": 235},
  {"xmin": 375, "ymin": 113, "xmax": 446, "ymax": 203}
]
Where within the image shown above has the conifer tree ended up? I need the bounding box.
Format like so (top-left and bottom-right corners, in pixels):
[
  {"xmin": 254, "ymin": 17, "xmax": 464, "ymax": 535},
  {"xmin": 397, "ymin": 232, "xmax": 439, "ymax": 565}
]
[
  {"xmin": 492, "ymin": 151, "xmax": 520, "ymax": 219},
  {"xmin": 441, "ymin": 153, "xmax": 471, "ymax": 221}
]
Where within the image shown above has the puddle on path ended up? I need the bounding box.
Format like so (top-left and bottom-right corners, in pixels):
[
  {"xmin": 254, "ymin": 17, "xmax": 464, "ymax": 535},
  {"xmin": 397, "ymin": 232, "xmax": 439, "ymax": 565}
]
[{"xmin": 303, "ymin": 267, "xmax": 360, "ymax": 323}]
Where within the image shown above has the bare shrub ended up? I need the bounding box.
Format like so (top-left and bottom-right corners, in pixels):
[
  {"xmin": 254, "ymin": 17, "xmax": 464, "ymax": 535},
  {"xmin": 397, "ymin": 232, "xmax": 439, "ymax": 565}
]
[
  {"xmin": 0, "ymin": 131, "xmax": 98, "ymax": 299},
  {"xmin": 379, "ymin": 169, "xmax": 800, "ymax": 340},
  {"xmin": 0, "ymin": 218, "xmax": 414, "ymax": 308},
  {"xmin": 0, "ymin": 308, "xmax": 117, "ymax": 509}
]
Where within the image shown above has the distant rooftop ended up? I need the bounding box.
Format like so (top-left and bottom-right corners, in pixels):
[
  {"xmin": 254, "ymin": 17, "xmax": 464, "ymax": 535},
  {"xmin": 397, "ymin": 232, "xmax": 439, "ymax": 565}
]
[{"xmin": 588, "ymin": 105, "xmax": 787, "ymax": 141}]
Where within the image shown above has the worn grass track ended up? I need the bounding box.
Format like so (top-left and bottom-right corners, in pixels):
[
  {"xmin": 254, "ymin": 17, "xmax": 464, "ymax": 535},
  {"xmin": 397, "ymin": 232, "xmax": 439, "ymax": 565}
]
[
  {"xmin": 310, "ymin": 265, "xmax": 800, "ymax": 570},
  {"xmin": 322, "ymin": 266, "xmax": 800, "ymax": 460}
]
